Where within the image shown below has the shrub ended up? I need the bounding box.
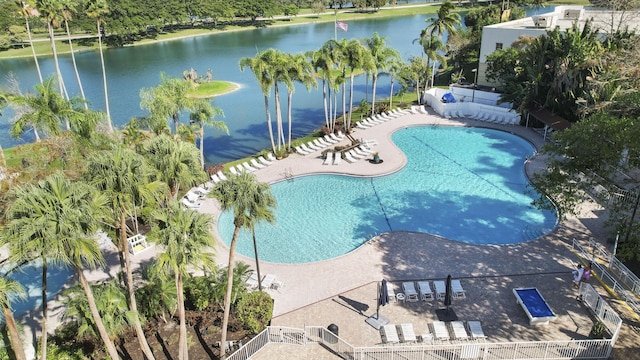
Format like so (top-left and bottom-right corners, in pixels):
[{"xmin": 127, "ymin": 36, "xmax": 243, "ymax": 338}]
[
  {"xmin": 590, "ymin": 321, "xmax": 608, "ymax": 339},
  {"xmin": 236, "ymin": 291, "xmax": 273, "ymax": 334}
]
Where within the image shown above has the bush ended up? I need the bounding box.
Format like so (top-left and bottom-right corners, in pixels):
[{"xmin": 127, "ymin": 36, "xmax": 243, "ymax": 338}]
[
  {"xmin": 236, "ymin": 291, "xmax": 273, "ymax": 334},
  {"xmin": 590, "ymin": 321, "xmax": 608, "ymax": 339}
]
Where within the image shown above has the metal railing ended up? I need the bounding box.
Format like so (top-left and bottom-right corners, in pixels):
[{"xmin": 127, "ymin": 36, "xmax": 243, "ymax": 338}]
[
  {"xmin": 578, "ymin": 283, "xmax": 623, "ymax": 343},
  {"xmin": 227, "ymin": 325, "xmax": 614, "ymax": 360},
  {"xmin": 573, "ymin": 238, "xmax": 640, "ymax": 316}
]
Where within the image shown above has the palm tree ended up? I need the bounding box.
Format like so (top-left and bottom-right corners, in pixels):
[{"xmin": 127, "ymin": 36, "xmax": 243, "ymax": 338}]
[
  {"xmin": 85, "ymin": 148, "xmax": 162, "ymax": 360},
  {"xmin": 140, "ymin": 73, "xmax": 198, "ymax": 134},
  {"xmin": 0, "ymin": 276, "xmax": 28, "ymax": 360},
  {"xmin": 284, "ymin": 53, "xmax": 316, "ymax": 150},
  {"xmin": 150, "ymin": 201, "xmax": 216, "ymax": 360},
  {"xmin": 8, "ymin": 76, "xmax": 79, "ymax": 142},
  {"xmin": 415, "ymin": 31, "xmax": 447, "ymax": 96},
  {"xmin": 365, "ymin": 33, "xmax": 401, "ymax": 116},
  {"xmin": 343, "ymin": 39, "xmax": 374, "ymax": 128},
  {"xmin": 85, "ymin": 0, "xmax": 113, "ymax": 131},
  {"xmin": 425, "ymin": 0, "xmax": 461, "ymax": 38},
  {"xmin": 142, "ymin": 135, "xmax": 205, "ymax": 199},
  {"xmin": 1, "ymin": 173, "xmax": 120, "ymax": 359},
  {"xmin": 189, "ymin": 101, "xmax": 227, "ymax": 169},
  {"xmin": 387, "ymin": 58, "xmax": 403, "ymax": 109},
  {"xmin": 240, "ymin": 50, "xmax": 277, "ymax": 153},
  {"xmin": 17, "ymin": 0, "xmax": 44, "ymax": 84},
  {"xmin": 210, "ymin": 172, "xmax": 276, "ymax": 358},
  {"xmin": 59, "ymin": 0, "xmax": 88, "ymax": 109}
]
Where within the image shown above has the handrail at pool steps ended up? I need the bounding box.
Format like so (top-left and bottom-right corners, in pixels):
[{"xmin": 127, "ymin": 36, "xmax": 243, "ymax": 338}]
[{"xmin": 572, "ymin": 238, "xmax": 640, "ymax": 318}]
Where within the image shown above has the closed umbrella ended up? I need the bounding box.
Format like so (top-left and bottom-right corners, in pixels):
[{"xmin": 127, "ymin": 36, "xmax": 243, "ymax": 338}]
[
  {"xmin": 377, "ymin": 279, "xmax": 389, "ymax": 318},
  {"xmin": 444, "ymin": 275, "xmax": 453, "ymax": 310}
]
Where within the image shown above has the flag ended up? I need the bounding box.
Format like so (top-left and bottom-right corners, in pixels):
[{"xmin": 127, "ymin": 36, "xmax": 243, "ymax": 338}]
[{"xmin": 335, "ymin": 20, "xmax": 348, "ymax": 32}]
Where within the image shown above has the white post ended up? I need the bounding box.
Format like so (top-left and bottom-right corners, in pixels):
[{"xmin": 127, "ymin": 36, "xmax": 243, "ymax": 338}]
[{"xmin": 471, "ymin": 68, "xmax": 478, "ymax": 103}]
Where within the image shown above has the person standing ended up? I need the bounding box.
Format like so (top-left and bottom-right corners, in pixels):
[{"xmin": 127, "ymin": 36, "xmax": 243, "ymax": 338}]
[
  {"xmin": 582, "ymin": 262, "xmax": 592, "ymax": 282},
  {"xmin": 572, "ymin": 264, "xmax": 583, "ymax": 288}
]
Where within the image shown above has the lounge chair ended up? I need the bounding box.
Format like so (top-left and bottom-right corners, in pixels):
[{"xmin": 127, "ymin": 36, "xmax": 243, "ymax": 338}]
[
  {"xmin": 329, "ymin": 133, "xmax": 343, "ymax": 143},
  {"xmin": 261, "ymin": 274, "xmax": 276, "ymax": 289},
  {"xmin": 337, "ymin": 131, "xmax": 346, "ymax": 139},
  {"xmin": 451, "ymin": 279, "xmax": 466, "ymax": 299},
  {"xmin": 323, "ymin": 134, "xmax": 338, "ymax": 144},
  {"xmin": 229, "ymin": 166, "xmax": 239, "ymax": 175},
  {"xmin": 267, "ymin": 153, "xmax": 277, "ymax": 162},
  {"xmin": 353, "ymin": 147, "xmax": 369, "ymax": 158},
  {"xmin": 242, "ymin": 162, "xmax": 256, "ymax": 173},
  {"xmin": 300, "ymin": 143, "xmax": 315, "ymax": 153},
  {"xmin": 466, "ymin": 321, "xmax": 486, "ymax": 340},
  {"xmin": 184, "ymin": 191, "xmax": 200, "ymax": 202},
  {"xmin": 210, "ymin": 174, "xmax": 221, "ymax": 184},
  {"xmin": 317, "ymin": 138, "xmax": 332, "ymax": 147},
  {"xmin": 333, "ymin": 153, "xmax": 342, "ymax": 165},
  {"xmin": 380, "ymin": 324, "xmax": 399, "ymax": 344},
  {"xmin": 313, "ymin": 139, "xmax": 328, "ymax": 149},
  {"xmin": 344, "ymin": 152, "xmax": 358, "ymax": 163},
  {"xmin": 245, "ymin": 272, "xmax": 260, "ymax": 290},
  {"xmin": 410, "ymin": 106, "xmax": 419, "ymax": 114},
  {"xmin": 402, "ymin": 282, "xmax": 419, "ymax": 302},
  {"xmin": 356, "ymin": 121, "xmax": 370, "ymax": 130},
  {"xmin": 251, "ymin": 158, "xmax": 266, "ymax": 169},
  {"xmin": 217, "ymin": 171, "xmax": 228, "ymax": 181},
  {"xmin": 307, "ymin": 141, "xmax": 322, "ymax": 151},
  {"xmin": 180, "ymin": 197, "xmax": 200, "ymax": 209},
  {"xmin": 295, "ymin": 146, "xmax": 309, "ymax": 155},
  {"xmin": 323, "ymin": 152, "xmax": 333, "ymax": 165},
  {"xmin": 417, "ymin": 281, "xmax": 434, "ymax": 301},
  {"xmin": 419, "ymin": 106, "xmax": 428, "ymax": 114},
  {"xmin": 397, "ymin": 323, "xmax": 417, "ymax": 343},
  {"xmin": 430, "ymin": 321, "xmax": 450, "ymax": 341},
  {"xmin": 258, "ymin": 156, "xmax": 272, "ymax": 166},
  {"xmin": 433, "ymin": 280, "xmax": 446, "ymax": 301},
  {"xmin": 386, "ymin": 282, "xmax": 396, "ymax": 303},
  {"xmin": 271, "ymin": 280, "xmax": 285, "ymax": 292},
  {"xmin": 358, "ymin": 145, "xmax": 375, "ymax": 154},
  {"xmin": 236, "ymin": 164, "xmax": 246, "ymax": 173},
  {"xmin": 449, "ymin": 321, "xmax": 468, "ymax": 340}
]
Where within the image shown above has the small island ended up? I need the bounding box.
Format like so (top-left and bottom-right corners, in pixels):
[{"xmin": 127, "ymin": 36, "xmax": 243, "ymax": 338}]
[{"xmin": 188, "ymin": 80, "xmax": 241, "ymax": 98}]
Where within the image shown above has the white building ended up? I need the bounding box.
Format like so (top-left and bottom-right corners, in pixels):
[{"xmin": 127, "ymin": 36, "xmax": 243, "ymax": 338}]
[{"xmin": 477, "ymin": 5, "xmax": 640, "ymax": 86}]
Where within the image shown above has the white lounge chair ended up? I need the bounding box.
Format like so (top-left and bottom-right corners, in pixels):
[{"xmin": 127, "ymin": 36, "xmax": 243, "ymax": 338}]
[
  {"xmin": 353, "ymin": 147, "xmax": 369, "ymax": 158},
  {"xmin": 451, "ymin": 279, "xmax": 466, "ymax": 299},
  {"xmin": 333, "ymin": 153, "xmax": 342, "ymax": 165},
  {"xmin": 417, "ymin": 281, "xmax": 434, "ymax": 301},
  {"xmin": 236, "ymin": 164, "xmax": 245, "ymax": 173},
  {"xmin": 449, "ymin": 321, "xmax": 468, "ymax": 340},
  {"xmin": 210, "ymin": 174, "xmax": 221, "ymax": 184},
  {"xmin": 242, "ymin": 162, "xmax": 256, "ymax": 173},
  {"xmin": 386, "ymin": 282, "xmax": 396, "ymax": 303},
  {"xmin": 317, "ymin": 138, "xmax": 332, "ymax": 147},
  {"xmin": 397, "ymin": 323, "xmax": 417, "ymax": 343},
  {"xmin": 323, "ymin": 134, "xmax": 338, "ymax": 144},
  {"xmin": 295, "ymin": 146, "xmax": 309, "ymax": 155},
  {"xmin": 358, "ymin": 145, "xmax": 375, "ymax": 154},
  {"xmin": 245, "ymin": 272, "xmax": 260, "ymax": 290},
  {"xmin": 433, "ymin": 280, "xmax": 446, "ymax": 301},
  {"xmin": 466, "ymin": 321, "xmax": 486, "ymax": 340},
  {"xmin": 258, "ymin": 156, "xmax": 272, "ymax": 166},
  {"xmin": 356, "ymin": 122, "xmax": 370, "ymax": 130},
  {"xmin": 229, "ymin": 166, "xmax": 239, "ymax": 175},
  {"xmin": 184, "ymin": 191, "xmax": 200, "ymax": 202},
  {"xmin": 329, "ymin": 133, "xmax": 343, "ymax": 143},
  {"xmin": 349, "ymin": 150, "xmax": 365, "ymax": 160},
  {"xmin": 344, "ymin": 152, "xmax": 358, "ymax": 163},
  {"xmin": 323, "ymin": 152, "xmax": 333, "ymax": 165},
  {"xmin": 251, "ymin": 158, "xmax": 265, "ymax": 169},
  {"xmin": 300, "ymin": 143, "xmax": 315, "ymax": 153},
  {"xmin": 380, "ymin": 324, "xmax": 399, "ymax": 344},
  {"xmin": 306, "ymin": 141, "xmax": 321, "ymax": 151},
  {"xmin": 431, "ymin": 321, "xmax": 450, "ymax": 341},
  {"xmin": 267, "ymin": 153, "xmax": 277, "ymax": 162},
  {"xmin": 337, "ymin": 131, "xmax": 346, "ymax": 139},
  {"xmin": 313, "ymin": 139, "xmax": 328, "ymax": 149},
  {"xmin": 402, "ymin": 282, "xmax": 419, "ymax": 302},
  {"xmin": 217, "ymin": 171, "xmax": 228, "ymax": 181},
  {"xmin": 419, "ymin": 106, "xmax": 428, "ymax": 114},
  {"xmin": 180, "ymin": 197, "xmax": 200, "ymax": 209}
]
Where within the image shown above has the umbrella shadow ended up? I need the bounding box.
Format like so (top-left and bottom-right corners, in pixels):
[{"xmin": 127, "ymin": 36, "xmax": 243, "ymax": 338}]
[{"xmin": 334, "ymin": 295, "xmax": 370, "ymax": 316}]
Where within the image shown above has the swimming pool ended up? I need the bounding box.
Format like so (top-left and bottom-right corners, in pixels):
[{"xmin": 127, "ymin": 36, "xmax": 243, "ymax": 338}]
[{"xmin": 217, "ymin": 126, "xmax": 558, "ymax": 264}]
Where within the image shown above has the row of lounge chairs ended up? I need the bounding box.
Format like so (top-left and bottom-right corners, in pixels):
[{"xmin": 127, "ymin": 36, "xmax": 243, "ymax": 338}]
[
  {"xmin": 227, "ymin": 153, "xmax": 277, "ymax": 176},
  {"xmin": 380, "ymin": 321, "xmax": 485, "ymax": 344},
  {"xmin": 295, "ymin": 132, "xmax": 345, "ymax": 156},
  {"xmin": 245, "ymin": 272, "xmax": 284, "ymax": 292},
  {"xmin": 355, "ymin": 109, "xmax": 408, "ymax": 130},
  {"xmin": 388, "ymin": 280, "xmax": 466, "ymax": 303},
  {"xmin": 410, "ymin": 105, "xmax": 429, "ymax": 114},
  {"xmin": 343, "ymin": 144, "xmax": 376, "ymax": 163}
]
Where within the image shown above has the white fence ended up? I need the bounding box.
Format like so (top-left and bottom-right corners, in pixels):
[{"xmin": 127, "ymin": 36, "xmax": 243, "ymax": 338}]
[
  {"xmin": 578, "ymin": 283, "xmax": 623, "ymax": 343},
  {"xmin": 423, "ymin": 88, "xmax": 521, "ymax": 126},
  {"xmin": 227, "ymin": 325, "xmax": 614, "ymax": 360},
  {"xmin": 573, "ymin": 238, "xmax": 640, "ymax": 316}
]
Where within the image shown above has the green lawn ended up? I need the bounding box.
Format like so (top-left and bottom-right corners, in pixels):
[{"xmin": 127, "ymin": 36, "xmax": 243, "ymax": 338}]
[{"xmin": 188, "ymin": 81, "xmax": 239, "ymax": 98}]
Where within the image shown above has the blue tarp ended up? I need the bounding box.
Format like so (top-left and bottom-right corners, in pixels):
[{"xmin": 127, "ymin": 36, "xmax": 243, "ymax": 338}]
[{"xmin": 442, "ymin": 93, "xmax": 456, "ymax": 103}]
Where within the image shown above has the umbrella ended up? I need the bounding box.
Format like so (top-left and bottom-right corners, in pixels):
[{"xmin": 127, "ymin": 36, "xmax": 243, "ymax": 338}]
[
  {"xmin": 376, "ymin": 279, "xmax": 389, "ymax": 319},
  {"xmin": 444, "ymin": 275, "xmax": 453, "ymax": 309}
]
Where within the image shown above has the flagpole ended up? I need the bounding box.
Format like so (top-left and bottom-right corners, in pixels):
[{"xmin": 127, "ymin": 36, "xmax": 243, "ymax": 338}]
[{"xmin": 334, "ymin": 10, "xmax": 337, "ymax": 41}]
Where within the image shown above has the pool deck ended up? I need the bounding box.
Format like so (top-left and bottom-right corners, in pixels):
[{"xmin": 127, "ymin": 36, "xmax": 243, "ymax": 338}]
[{"xmin": 14, "ymin": 108, "xmax": 640, "ymax": 359}]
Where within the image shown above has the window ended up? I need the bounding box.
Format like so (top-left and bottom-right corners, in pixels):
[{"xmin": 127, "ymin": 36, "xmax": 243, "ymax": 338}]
[{"xmin": 496, "ymin": 43, "xmax": 503, "ymax": 50}]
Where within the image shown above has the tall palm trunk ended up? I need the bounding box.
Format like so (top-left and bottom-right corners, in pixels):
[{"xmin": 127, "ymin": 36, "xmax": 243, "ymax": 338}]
[
  {"xmin": 347, "ymin": 75, "xmax": 354, "ymax": 129},
  {"xmin": 24, "ymin": 15, "xmax": 43, "ymax": 84},
  {"xmin": 322, "ymin": 80, "xmax": 329, "ymax": 130},
  {"xmin": 40, "ymin": 259, "xmax": 48, "ymax": 360},
  {"xmin": 263, "ymin": 95, "xmax": 276, "ymax": 153},
  {"xmin": 286, "ymin": 91, "xmax": 293, "ymax": 150},
  {"xmin": 389, "ymin": 75, "xmax": 395, "ymax": 109},
  {"xmin": 172, "ymin": 113, "xmax": 179, "ymax": 134},
  {"xmin": 76, "ymin": 268, "xmax": 120, "ymax": 359},
  {"xmin": 342, "ymin": 80, "xmax": 346, "ymax": 127},
  {"xmin": 46, "ymin": 23, "xmax": 70, "ymax": 130},
  {"xmin": 199, "ymin": 125, "xmax": 205, "ymax": 169},
  {"xmin": 273, "ymin": 83, "xmax": 284, "ymax": 150},
  {"xmin": 371, "ymin": 73, "xmax": 378, "ymax": 116},
  {"xmin": 220, "ymin": 225, "xmax": 241, "ymax": 359},
  {"xmin": 120, "ymin": 213, "xmax": 156, "ymax": 359},
  {"xmin": 64, "ymin": 20, "xmax": 88, "ymax": 109},
  {"xmin": 2, "ymin": 306, "xmax": 27, "ymax": 360},
  {"xmin": 175, "ymin": 273, "xmax": 188, "ymax": 360},
  {"xmin": 96, "ymin": 20, "xmax": 113, "ymax": 131},
  {"xmin": 252, "ymin": 229, "xmax": 263, "ymax": 291}
]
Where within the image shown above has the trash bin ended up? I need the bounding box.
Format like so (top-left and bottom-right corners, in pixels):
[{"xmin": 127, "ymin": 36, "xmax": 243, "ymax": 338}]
[{"xmin": 328, "ymin": 323, "xmax": 339, "ymax": 336}]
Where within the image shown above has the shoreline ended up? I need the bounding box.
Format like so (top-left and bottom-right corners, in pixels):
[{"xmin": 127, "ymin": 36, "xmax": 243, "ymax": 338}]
[{"xmin": 0, "ymin": 4, "xmax": 439, "ymax": 60}]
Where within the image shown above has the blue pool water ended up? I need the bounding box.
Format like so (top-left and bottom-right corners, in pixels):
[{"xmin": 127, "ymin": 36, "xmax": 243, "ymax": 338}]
[{"xmin": 217, "ymin": 127, "xmax": 558, "ymax": 264}]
